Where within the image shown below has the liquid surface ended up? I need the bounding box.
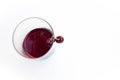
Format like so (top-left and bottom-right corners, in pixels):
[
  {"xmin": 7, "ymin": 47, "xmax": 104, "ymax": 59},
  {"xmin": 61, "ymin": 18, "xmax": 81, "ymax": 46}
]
[{"xmin": 22, "ymin": 28, "xmax": 54, "ymax": 58}]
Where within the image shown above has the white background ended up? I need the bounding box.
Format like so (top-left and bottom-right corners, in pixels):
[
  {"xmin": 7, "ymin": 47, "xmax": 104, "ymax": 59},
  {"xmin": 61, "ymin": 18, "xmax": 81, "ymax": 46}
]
[{"xmin": 0, "ymin": 0, "xmax": 120, "ymax": 80}]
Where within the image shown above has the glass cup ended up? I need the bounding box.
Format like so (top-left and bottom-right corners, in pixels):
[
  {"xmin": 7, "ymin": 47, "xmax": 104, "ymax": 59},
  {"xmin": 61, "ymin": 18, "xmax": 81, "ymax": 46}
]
[{"xmin": 12, "ymin": 17, "xmax": 64, "ymax": 59}]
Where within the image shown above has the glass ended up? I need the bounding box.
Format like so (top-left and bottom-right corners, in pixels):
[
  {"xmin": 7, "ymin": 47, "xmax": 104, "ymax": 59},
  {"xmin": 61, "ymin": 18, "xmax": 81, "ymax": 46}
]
[{"xmin": 12, "ymin": 17, "xmax": 63, "ymax": 59}]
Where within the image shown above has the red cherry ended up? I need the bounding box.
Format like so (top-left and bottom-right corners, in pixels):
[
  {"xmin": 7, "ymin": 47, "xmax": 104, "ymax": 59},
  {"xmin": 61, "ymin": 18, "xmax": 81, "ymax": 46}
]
[{"xmin": 55, "ymin": 36, "xmax": 64, "ymax": 43}]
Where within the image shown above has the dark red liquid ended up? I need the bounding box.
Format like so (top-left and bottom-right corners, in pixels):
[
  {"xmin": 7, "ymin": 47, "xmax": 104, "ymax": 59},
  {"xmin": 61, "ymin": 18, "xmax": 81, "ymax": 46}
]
[{"xmin": 22, "ymin": 28, "xmax": 54, "ymax": 58}]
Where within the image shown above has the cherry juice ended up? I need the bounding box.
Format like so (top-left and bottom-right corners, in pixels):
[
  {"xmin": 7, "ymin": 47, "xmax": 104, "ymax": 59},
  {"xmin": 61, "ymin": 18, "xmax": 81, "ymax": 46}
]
[{"xmin": 22, "ymin": 28, "xmax": 54, "ymax": 58}]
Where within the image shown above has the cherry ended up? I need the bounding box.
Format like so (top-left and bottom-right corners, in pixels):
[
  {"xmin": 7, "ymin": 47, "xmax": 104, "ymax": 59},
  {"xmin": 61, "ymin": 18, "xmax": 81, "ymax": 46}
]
[{"xmin": 55, "ymin": 36, "xmax": 64, "ymax": 43}]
